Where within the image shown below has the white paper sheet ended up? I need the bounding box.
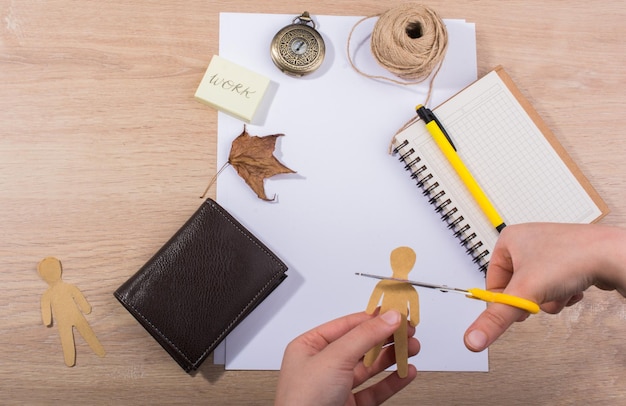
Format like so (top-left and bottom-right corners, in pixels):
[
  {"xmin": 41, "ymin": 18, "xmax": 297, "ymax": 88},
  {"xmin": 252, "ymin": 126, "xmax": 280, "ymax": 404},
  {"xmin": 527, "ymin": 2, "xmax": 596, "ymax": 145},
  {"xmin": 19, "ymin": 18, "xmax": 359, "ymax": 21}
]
[{"xmin": 214, "ymin": 12, "xmax": 487, "ymax": 371}]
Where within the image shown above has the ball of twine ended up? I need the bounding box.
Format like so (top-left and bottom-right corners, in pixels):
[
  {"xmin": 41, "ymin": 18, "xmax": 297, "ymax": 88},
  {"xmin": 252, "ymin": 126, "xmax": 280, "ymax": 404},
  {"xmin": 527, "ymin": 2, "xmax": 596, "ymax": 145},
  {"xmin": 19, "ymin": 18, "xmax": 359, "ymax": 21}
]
[
  {"xmin": 346, "ymin": 4, "xmax": 449, "ymax": 151},
  {"xmin": 370, "ymin": 4, "xmax": 448, "ymax": 82},
  {"xmin": 348, "ymin": 3, "xmax": 448, "ymax": 95}
]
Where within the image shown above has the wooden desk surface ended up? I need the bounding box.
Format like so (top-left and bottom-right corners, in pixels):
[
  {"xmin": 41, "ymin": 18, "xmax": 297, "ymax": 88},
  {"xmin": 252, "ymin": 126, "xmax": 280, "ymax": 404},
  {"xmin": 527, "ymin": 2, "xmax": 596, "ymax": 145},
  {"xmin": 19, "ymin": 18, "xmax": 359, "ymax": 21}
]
[{"xmin": 2, "ymin": 1, "xmax": 625, "ymax": 404}]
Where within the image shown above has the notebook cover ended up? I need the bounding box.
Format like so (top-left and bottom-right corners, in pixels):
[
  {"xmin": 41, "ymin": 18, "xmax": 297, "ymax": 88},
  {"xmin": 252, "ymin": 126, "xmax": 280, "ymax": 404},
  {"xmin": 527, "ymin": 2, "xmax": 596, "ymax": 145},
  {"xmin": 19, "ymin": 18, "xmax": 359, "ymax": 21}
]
[{"xmin": 114, "ymin": 198, "xmax": 288, "ymax": 372}]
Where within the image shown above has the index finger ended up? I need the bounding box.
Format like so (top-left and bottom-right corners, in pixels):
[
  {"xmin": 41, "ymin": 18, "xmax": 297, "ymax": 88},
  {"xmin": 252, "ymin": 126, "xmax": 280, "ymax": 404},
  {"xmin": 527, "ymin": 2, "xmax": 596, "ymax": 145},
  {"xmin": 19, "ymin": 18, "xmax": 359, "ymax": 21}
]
[
  {"xmin": 485, "ymin": 253, "xmax": 514, "ymax": 292},
  {"xmin": 298, "ymin": 311, "xmax": 376, "ymax": 352},
  {"xmin": 323, "ymin": 311, "xmax": 402, "ymax": 365}
]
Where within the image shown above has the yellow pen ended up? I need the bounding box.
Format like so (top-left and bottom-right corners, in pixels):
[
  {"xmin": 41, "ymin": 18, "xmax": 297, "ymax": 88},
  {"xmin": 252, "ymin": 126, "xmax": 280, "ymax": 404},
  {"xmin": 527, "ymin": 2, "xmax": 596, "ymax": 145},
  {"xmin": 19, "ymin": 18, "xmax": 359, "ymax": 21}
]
[
  {"xmin": 416, "ymin": 104, "xmax": 507, "ymax": 233},
  {"xmin": 356, "ymin": 273, "xmax": 540, "ymax": 314}
]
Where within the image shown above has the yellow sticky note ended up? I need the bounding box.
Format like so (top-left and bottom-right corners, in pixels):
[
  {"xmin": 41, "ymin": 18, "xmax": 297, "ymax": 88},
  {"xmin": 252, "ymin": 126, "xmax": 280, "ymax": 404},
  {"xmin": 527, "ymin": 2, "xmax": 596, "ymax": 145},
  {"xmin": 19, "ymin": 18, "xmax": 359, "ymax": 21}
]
[{"xmin": 195, "ymin": 55, "xmax": 271, "ymax": 123}]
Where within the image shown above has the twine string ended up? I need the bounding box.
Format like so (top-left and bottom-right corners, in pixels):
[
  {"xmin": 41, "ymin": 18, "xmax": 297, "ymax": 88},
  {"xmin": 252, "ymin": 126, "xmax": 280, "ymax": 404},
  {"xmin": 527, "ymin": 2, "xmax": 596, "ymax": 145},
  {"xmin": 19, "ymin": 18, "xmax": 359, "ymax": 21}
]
[
  {"xmin": 346, "ymin": 3, "xmax": 449, "ymax": 151},
  {"xmin": 347, "ymin": 3, "xmax": 448, "ymax": 106}
]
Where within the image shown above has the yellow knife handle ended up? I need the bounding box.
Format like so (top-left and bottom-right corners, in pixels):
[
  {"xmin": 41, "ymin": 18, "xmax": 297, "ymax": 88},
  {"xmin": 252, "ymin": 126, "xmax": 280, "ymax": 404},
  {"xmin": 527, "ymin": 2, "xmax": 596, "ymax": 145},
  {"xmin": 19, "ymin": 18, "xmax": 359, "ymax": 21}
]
[{"xmin": 466, "ymin": 288, "xmax": 540, "ymax": 314}]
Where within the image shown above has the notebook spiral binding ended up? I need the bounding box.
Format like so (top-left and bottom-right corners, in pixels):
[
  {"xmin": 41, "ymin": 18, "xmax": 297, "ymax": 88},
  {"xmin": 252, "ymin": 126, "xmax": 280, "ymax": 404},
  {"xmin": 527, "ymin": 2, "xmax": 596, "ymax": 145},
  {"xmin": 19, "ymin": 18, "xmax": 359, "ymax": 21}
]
[{"xmin": 394, "ymin": 139, "xmax": 490, "ymax": 274}]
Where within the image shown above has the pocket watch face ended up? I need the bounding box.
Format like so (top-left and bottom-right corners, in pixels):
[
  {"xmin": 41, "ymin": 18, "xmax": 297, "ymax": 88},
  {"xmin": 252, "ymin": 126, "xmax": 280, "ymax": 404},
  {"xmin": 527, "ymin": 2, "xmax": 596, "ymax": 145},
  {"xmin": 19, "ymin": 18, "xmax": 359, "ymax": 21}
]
[
  {"xmin": 271, "ymin": 22, "xmax": 326, "ymax": 76},
  {"xmin": 289, "ymin": 36, "xmax": 309, "ymax": 55}
]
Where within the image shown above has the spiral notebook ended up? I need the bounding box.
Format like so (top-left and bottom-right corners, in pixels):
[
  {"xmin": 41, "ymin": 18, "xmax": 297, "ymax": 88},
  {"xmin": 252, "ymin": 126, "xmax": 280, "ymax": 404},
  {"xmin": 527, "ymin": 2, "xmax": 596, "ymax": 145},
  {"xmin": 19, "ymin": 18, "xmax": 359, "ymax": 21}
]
[{"xmin": 392, "ymin": 66, "xmax": 609, "ymax": 273}]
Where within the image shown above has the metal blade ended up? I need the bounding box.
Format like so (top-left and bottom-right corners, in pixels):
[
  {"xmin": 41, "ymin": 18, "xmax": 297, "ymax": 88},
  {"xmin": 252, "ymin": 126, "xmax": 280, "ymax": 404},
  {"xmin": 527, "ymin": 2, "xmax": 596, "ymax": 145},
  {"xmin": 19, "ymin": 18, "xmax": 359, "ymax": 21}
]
[{"xmin": 355, "ymin": 272, "xmax": 466, "ymax": 294}]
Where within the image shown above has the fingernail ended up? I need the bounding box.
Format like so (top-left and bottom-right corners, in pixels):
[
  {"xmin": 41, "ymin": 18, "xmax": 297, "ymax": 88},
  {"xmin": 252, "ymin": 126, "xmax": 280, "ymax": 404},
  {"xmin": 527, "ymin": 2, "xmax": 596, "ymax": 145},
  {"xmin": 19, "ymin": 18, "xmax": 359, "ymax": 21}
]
[
  {"xmin": 466, "ymin": 330, "xmax": 488, "ymax": 351},
  {"xmin": 381, "ymin": 310, "xmax": 401, "ymax": 325}
]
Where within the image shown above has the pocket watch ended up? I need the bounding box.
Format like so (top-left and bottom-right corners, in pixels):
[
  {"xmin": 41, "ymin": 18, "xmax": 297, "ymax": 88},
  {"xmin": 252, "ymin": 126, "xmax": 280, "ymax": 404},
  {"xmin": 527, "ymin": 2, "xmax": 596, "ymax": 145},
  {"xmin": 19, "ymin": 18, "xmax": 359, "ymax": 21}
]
[{"xmin": 270, "ymin": 12, "xmax": 326, "ymax": 77}]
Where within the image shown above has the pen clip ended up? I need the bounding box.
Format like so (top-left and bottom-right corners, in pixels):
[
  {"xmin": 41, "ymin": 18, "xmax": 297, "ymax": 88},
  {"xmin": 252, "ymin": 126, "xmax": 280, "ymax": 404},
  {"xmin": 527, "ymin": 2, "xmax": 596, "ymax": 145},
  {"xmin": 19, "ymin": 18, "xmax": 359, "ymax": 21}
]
[
  {"xmin": 415, "ymin": 105, "xmax": 456, "ymax": 151},
  {"xmin": 432, "ymin": 116, "xmax": 456, "ymax": 151}
]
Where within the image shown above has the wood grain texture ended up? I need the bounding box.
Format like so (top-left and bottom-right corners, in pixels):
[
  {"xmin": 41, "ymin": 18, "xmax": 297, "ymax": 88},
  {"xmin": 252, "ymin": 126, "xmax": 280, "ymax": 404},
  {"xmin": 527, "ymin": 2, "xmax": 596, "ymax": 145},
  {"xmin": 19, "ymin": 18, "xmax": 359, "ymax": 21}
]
[{"xmin": 1, "ymin": 1, "xmax": 625, "ymax": 404}]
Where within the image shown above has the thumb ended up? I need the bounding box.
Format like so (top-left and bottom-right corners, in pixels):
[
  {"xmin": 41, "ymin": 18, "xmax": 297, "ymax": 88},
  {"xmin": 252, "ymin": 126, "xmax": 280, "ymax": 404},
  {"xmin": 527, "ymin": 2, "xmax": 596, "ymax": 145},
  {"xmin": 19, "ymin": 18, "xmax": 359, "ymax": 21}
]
[
  {"xmin": 326, "ymin": 310, "xmax": 402, "ymax": 364},
  {"xmin": 464, "ymin": 303, "xmax": 527, "ymax": 352}
]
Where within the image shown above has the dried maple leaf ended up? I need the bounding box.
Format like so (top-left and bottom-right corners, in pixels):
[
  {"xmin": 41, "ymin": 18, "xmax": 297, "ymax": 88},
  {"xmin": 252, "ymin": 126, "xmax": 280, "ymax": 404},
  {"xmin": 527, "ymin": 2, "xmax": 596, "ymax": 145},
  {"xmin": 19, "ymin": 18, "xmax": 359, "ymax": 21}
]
[{"xmin": 201, "ymin": 125, "xmax": 296, "ymax": 201}]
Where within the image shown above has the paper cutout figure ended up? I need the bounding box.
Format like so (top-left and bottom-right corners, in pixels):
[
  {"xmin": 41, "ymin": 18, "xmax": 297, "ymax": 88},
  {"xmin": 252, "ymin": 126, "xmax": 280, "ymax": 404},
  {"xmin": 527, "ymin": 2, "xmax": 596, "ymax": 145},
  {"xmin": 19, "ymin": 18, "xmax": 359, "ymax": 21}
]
[
  {"xmin": 364, "ymin": 247, "xmax": 419, "ymax": 378},
  {"xmin": 38, "ymin": 257, "xmax": 105, "ymax": 366}
]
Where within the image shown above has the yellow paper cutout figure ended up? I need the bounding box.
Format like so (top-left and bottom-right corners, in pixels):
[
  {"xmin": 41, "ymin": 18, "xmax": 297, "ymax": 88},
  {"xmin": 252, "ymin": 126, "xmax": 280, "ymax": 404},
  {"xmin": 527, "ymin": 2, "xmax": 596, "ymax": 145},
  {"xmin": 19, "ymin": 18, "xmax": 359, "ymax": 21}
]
[
  {"xmin": 364, "ymin": 246, "xmax": 419, "ymax": 378},
  {"xmin": 38, "ymin": 257, "xmax": 105, "ymax": 366}
]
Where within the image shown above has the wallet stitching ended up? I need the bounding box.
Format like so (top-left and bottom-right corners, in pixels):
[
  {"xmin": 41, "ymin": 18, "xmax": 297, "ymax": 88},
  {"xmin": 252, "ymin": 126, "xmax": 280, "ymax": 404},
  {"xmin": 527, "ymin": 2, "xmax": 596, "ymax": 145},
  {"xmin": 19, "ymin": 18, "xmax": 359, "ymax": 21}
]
[
  {"xmin": 119, "ymin": 265, "xmax": 284, "ymax": 368},
  {"xmin": 196, "ymin": 271, "xmax": 284, "ymax": 366},
  {"xmin": 116, "ymin": 295, "xmax": 196, "ymax": 367},
  {"xmin": 208, "ymin": 199, "xmax": 287, "ymax": 271},
  {"xmin": 119, "ymin": 200, "xmax": 287, "ymax": 369},
  {"xmin": 196, "ymin": 200, "xmax": 287, "ymax": 366}
]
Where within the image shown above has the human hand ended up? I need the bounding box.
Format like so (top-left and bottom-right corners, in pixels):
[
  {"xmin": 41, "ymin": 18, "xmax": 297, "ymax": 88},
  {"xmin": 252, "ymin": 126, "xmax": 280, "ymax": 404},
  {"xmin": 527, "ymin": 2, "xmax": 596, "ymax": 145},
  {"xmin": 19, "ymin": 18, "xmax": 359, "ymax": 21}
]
[
  {"xmin": 275, "ymin": 310, "xmax": 420, "ymax": 406},
  {"xmin": 464, "ymin": 223, "xmax": 626, "ymax": 352}
]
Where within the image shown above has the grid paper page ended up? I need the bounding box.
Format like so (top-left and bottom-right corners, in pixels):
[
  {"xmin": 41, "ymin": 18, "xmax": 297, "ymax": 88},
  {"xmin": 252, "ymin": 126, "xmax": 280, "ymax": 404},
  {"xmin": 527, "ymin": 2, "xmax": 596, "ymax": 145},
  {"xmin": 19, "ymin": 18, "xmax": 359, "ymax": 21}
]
[{"xmin": 394, "ymin": 70, "xmax": 603, "ymax": 261}]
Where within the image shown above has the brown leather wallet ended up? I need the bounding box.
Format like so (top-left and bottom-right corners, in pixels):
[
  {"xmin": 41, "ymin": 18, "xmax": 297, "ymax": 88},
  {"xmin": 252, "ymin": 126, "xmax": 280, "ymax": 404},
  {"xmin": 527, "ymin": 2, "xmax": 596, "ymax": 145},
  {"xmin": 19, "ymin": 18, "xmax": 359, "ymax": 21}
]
[{"xmin": 114, "ymin": 198, "xmax": 287, "ymax": 372}]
